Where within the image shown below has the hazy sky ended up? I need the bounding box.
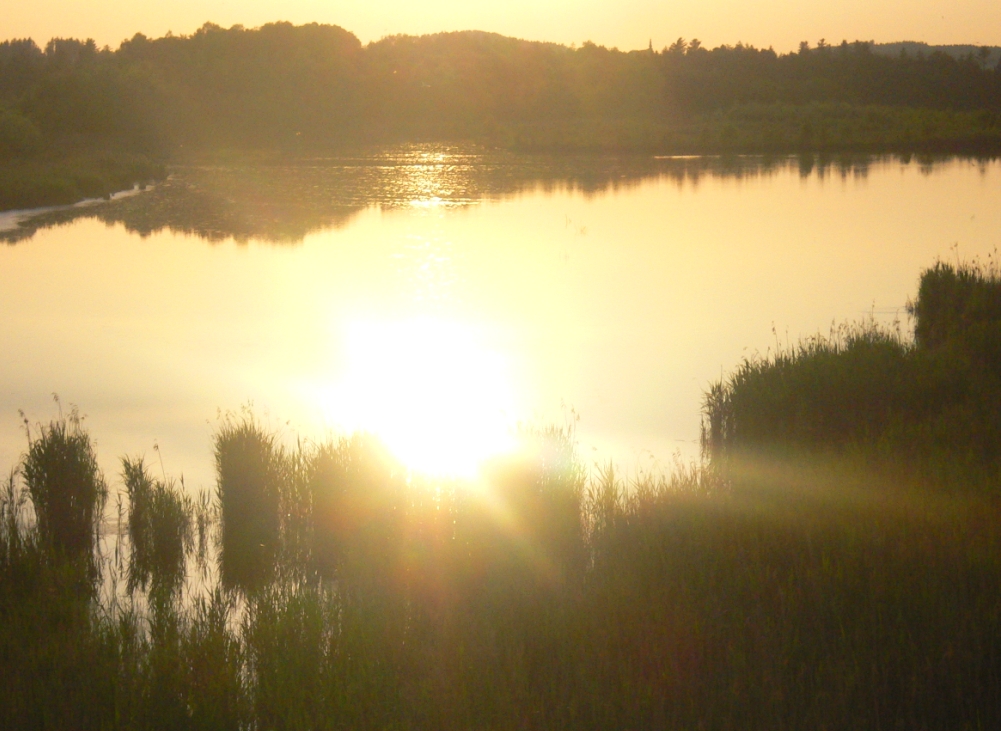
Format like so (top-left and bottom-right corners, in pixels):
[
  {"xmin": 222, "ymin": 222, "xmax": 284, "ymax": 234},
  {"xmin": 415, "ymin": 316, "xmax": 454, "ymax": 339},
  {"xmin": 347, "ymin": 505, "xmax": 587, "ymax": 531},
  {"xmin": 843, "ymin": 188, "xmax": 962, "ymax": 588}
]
[{"xmin": 3, "ymin": 0, "xmax": 1000, "ymax": 53}]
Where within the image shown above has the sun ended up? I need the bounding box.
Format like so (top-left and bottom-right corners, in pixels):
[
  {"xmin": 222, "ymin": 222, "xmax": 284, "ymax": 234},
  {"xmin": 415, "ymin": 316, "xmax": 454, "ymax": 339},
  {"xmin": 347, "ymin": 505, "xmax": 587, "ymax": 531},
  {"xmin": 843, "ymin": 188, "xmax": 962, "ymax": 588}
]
[{"xmin": 316, "ymin": 316, "xmax": 519, "ymax": 478}]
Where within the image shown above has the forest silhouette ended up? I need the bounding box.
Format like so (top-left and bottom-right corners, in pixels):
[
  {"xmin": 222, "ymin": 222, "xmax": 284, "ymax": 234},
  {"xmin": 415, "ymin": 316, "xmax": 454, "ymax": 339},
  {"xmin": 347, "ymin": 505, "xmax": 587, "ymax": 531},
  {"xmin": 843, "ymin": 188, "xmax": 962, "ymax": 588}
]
[{"xmin": 2, "ymin": 22, "xmax": 999, "ymax": 210}]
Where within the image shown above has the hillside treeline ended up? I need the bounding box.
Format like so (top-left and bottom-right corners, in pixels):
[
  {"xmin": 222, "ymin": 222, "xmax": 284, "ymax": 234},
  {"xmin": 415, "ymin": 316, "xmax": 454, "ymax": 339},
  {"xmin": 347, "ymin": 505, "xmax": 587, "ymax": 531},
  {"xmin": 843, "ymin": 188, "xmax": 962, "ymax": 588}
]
[{"xmin": 2, "ymin": 22, "xmax": 1001, "ymax": 155}]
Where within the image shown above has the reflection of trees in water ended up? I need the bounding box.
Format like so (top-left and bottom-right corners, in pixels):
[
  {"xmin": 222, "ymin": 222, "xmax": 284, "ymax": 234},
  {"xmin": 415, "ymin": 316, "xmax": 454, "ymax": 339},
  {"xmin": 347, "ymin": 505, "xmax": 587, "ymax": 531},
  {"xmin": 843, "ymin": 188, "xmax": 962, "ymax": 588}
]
[{"xmin": 1, "ymin": 146, "xmax": 976, "ymax": 245}]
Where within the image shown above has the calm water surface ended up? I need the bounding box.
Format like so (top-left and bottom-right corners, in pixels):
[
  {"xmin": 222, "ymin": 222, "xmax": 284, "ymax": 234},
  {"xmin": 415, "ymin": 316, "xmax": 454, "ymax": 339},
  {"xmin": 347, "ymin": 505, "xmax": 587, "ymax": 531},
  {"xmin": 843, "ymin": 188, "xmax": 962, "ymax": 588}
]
[{"xmin": 1, "ymin": 148, "xmax": 998, "ymax": 488}]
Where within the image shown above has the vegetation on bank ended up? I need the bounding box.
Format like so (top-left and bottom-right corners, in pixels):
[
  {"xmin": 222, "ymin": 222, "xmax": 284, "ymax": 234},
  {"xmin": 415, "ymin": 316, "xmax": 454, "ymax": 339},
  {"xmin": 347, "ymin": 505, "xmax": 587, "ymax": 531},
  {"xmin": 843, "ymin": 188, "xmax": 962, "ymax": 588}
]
[
  {"xmin": 3, "ymin": 260, "xmax": 1001, "ymax": 728},
  {"xmin": 498, "ymin": 103, "xmax": 1001, "ymax": 153},
  {"xmin": 0, "ymin": 35, "xmax": 169, "ymax": 210},
  {"xmin": 2, "ymin": 24, "xmax": 1001, "ymax": 210},
  {"xmin": 2, "ymin": 413, "xmax": 999, "ymax": 729},
  {"xmin": 703, "ymin": 259, "xmax": 1001, "ymax": 490},
  {"xmin": 0, "ymin": 151, "xmax": 165, "ymax": 211}
]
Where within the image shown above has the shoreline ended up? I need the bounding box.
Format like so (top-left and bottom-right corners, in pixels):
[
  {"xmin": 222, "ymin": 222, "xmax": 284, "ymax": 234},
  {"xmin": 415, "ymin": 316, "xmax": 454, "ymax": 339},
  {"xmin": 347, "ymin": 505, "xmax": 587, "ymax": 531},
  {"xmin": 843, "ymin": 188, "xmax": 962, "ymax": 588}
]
[{"xmin": 0, "ymin": 183, "xmax": 156, "ymax": 234}]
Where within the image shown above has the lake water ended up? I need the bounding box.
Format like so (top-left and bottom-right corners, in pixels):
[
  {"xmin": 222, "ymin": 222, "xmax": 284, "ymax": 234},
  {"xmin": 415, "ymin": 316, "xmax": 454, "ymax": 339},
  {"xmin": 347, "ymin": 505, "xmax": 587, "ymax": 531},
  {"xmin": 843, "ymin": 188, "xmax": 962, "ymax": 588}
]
[{"xmin": 1, "ymin": 147, "xmax": 998, "ymax": 490}]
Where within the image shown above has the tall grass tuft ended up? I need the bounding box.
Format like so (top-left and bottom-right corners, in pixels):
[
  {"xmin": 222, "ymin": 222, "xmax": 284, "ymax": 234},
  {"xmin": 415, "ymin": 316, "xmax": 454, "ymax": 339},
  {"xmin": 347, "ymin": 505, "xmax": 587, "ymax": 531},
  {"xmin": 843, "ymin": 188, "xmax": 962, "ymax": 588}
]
[
  {"xmin": 911, "ymin": 257, "xmax": 1001, "ymax": 362},
  {"xmin": 19, "ymin": 406, "xmax": 107, "ymax": 572},
  {"xmin": 476, "ymin": 424, "xmax": 587, "ymax": 588},
  {"xmin": 1, "ymin": 469, "xmax": 31, "ymax": 571},
  {"xmin": 215, "ymin": 412, "xmax": 283, "ymax": 590},
  {"xmin": 122, "ymin": 455, "xmax": 193, "ymax": 596},
  {"xmin": 701, "ymin": 318, "xmax": 915, "ymax": 461},
  {"xmin": 307, "ymin": 433, "xmax": 406, "ymax": 585},
  {"xmin": 184, "ymin": 588, "xmax": 249, "ymax": 730},
  {"xmin": 193, "ymin": 486, "xmax": 215, "ymax": 573}
]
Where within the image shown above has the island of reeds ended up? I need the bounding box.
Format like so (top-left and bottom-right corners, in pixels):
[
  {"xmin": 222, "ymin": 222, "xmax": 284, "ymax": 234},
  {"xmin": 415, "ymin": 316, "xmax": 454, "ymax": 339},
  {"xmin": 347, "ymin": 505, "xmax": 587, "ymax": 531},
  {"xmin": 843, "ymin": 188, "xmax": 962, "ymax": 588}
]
[
  {"xmin": 2, "ymin": 23, "xmax": 1001, "ymax": 210},
  {"xmin": 2, "ymin": 258, "xmax": 1000, "ymax": 729}
]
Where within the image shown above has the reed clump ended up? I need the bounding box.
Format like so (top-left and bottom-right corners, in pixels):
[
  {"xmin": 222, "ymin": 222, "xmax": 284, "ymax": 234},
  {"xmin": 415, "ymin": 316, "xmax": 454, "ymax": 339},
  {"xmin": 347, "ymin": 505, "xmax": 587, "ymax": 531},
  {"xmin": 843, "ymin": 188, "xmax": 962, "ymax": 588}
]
[
  {"xmin": 703, "ymin": 258, "xmax": 1001, "ymax": 489},
  {"xmin": 305, "ymin": 432, "xmax": 408, "ymax": 586},
  {"xmin": 214, "ymin": 412, "xmax": 283, "ymax": 590},
  {"xmin": 123, "ymin": 455, "xmax": 193, "ymax": 596},
  {"xmin": 19, "ymin": 406, "xmax": 107, "ymax": 571}
]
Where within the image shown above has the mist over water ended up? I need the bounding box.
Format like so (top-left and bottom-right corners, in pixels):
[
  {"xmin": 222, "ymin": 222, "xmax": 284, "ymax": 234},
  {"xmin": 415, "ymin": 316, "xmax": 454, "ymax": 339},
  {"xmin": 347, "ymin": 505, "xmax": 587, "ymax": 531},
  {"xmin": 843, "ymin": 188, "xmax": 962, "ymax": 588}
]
[{"xmin": 1, "ymin": 148, "xmax": 998, "ymax": 490}]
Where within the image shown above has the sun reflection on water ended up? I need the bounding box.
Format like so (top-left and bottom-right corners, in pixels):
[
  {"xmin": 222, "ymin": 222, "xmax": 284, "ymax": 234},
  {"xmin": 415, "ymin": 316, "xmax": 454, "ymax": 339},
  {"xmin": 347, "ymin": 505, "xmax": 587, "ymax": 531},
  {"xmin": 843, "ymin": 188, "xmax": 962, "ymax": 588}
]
[{"xmin": 317, "ymin": 317, "xmax": 518, "ymax": 478}]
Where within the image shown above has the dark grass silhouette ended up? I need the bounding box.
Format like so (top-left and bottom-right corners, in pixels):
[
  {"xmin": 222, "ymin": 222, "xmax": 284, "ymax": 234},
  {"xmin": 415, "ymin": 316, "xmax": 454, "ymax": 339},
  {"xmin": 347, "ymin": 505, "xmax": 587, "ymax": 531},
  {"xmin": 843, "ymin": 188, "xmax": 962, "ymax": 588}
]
[
  {"xmin": 3, "ymin": 442, "xmax": 999, "ymax": 729},
  {"xmin": 3, "ymin": 262, "xmax": 1001, "ymax": 728},
  {"xmin": 19, "ymin": 405, "xmax": 106, "ymax": 572},
  {"xmin": 703, "ymin": 258, "xmax": 1001, "ymax": 490},
  {"xmin": 214, "ymin": 413, "xmax": 282, "ymax": 590},
  {"xmin": 122, "ymin": 455, "xmax": 192, "ymax": 597}
]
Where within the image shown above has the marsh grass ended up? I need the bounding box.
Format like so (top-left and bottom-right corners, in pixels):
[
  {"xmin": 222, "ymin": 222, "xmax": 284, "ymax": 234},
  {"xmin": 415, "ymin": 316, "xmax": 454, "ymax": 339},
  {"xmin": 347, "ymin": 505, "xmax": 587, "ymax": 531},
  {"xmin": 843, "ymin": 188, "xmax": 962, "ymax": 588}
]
[
  {"xmin": 122, "ymin": 456, "xmax": 193, "ymax": 596},
  {"xmin": 702, "ymin": 318, "xmax": 915, "ymax": 461},
  {"xmin": 703, "ymin": 259, "xmax": 1001, "ymax": 490},
  {"xmin": 214, "ymin": 412, "xmax": 283, "ymax": 590},
  {"xmin": 19, "ymin": 405, "xmax": 107, "ymax": 574},
  {"xmin": 2, "ymin": 420, "xmax": 1000, "ymax": 728},
  {"xmin": 4, "ymin": 261, "xmax": 1001, "ymax": 728},
  {"xmin": 192, "ymin": 486, "xmax": 215, "ymax": 573}
]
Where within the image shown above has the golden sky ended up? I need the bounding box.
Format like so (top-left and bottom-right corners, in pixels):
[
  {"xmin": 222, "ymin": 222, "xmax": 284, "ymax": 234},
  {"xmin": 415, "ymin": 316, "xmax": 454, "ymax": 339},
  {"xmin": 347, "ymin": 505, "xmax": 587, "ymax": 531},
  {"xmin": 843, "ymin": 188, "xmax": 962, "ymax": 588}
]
[{"xmin": 3, "ymin": 0, "xmax": 1000, "ymax": 52}]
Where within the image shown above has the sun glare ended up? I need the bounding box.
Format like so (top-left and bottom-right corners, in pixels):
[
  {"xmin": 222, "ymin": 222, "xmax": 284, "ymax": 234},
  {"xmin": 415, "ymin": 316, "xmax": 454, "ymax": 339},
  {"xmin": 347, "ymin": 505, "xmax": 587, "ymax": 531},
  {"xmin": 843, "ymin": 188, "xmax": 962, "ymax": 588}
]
[{"xmin": 318, "ymin": 317, "xmax": 519, "ymax": 478}]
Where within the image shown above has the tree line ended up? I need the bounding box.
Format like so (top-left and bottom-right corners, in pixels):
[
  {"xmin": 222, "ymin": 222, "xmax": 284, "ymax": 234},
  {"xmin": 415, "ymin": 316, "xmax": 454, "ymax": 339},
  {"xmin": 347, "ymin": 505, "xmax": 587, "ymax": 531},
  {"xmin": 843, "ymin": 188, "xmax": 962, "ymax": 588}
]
[{"xmin": 1, "ymin": 22, "xmax": 1000, "ymax": 157}]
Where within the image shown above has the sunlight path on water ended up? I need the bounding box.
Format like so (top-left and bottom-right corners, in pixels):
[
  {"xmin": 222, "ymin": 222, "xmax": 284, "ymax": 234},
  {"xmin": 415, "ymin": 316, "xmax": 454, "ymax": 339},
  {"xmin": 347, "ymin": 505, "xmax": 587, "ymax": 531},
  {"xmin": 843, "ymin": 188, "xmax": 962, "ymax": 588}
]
[{"xmin": 0, "ymin": 154, "xmax": 999, "ymax": 492}]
